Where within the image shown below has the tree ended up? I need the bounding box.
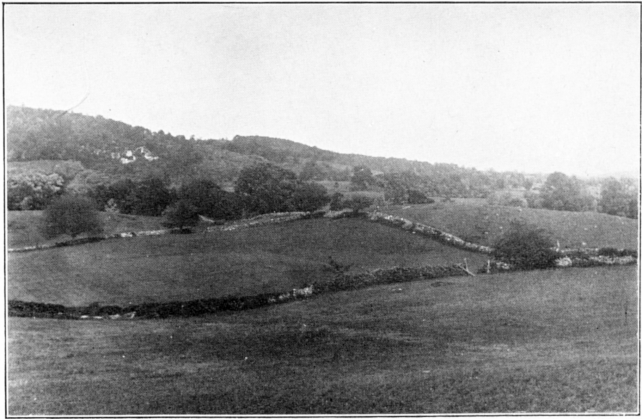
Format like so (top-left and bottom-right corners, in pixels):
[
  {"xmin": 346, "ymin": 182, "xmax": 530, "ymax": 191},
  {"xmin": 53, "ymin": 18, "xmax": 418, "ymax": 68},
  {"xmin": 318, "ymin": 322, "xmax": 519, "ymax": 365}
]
[
  {"xmin": 161, "ymin": 200, "xmax": 199, "ymax": 229},
  {"xmin": 599, "ymin": 178, "xmax": 630, "ymax": 216},
  {"xmin": 130, "ymin": 177, "xmax": 174, "ymax": 216},
  {"xmin": 407, "ymin": 189, "xmax": 432, "ymax": 205},
  {"xmin": 291, "ymin": 182, "xmax": 330, "ymax": 212},
  {"xmin": 350, "ymin": 165, "xmax": 374, "ymax": 191},
  {"xmin": 329, "ymin": 192, "xmax": 345, "ymax": 210},
  {"xmin": 41, "ymin": 196, "xmax": 103, "ymax": 239},
  {"xmin": 7, "ymin": 172, "xmax": 65, "ymax": 210},
  {"xmin": 178, "ymin": 178, "xmax": 221, "ymax": 213},
  {"xmin": 540, "ymin": 172, "xmax": 589, "ymax": 212},
  {"xmin": 383, "ymin": 177, "xmax": 406, "ymax": 204},
  {"xmin": 235, "ymin": 163, "xmax": 299, "ymax": 214},
  {"xmin": 491, "ymin": 220, "xmax": 558, "ymax": 270},
  {"xmin": 627, "ymin": 196, "xmax": 638, "ymax": 219},
  {"xmin": 177, "ymin": 178, "xmax": 243, "ymax": 220},
  {"xmin": 299, "ymin": 160, "xmax": 323, "ymax": 181},
  {"xmin": 343, "ymin": 194, "xmax": 374, "ymax": 214}
]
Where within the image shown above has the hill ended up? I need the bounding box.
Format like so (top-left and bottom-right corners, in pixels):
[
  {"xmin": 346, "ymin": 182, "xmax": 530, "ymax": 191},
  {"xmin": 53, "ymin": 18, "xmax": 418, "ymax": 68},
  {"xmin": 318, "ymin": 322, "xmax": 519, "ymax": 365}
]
[
  {"xmin": 7, "ymin": 106, "xmax": 530, "ymax": 194},
  {"xmin": 8, "ymin": 217, "xmax": 489, "ymax": 306},
  {"xmin": 9, "ymin": 265, "xmax": 637, "ymax": 414},
  {"xmin": 386, "ymin": 202, "xmax": 638, "ymax": 249}
]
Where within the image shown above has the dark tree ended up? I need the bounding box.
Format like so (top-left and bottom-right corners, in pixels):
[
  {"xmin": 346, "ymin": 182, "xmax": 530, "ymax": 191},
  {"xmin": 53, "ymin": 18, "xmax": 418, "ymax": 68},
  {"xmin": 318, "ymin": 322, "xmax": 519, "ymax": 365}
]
[
  {"xmin": 161, "ymin": 200, "xmax": 199, "ymax": 229},
  {"xmin": 41, "ymin": 195, "xmax": 104, "ymax": 239},
  {"xmin": 491, "ymin": 220, "xmax": 558, "ymax": 270},
  {"xmin": 178, "ymin": 178, "xmax": 222, "ymax": 214},
  {"xmin": 179, "ymin": 178, "xmax": 244, "ymax": 220},
  {"xmin": 343, "ymin": 194, "xmax": 374, "ymax": 214},
  {"xmin": 291, "ymin": 182, "xmax": 330, "ymax": 212},
  {"xmin": 329, "ymin": 192, "xmax": 345, "ymax": 210},
  {"xmin": 235, "ymin": 163, "xmax": 299, "ymax": 214},
  {"xmin": 407, "ymin": 189, "xmax": 432, "ymax": 204},
  {"xmin": 130, "ymin": 177, "xmax": 174, "ymax": 216}
]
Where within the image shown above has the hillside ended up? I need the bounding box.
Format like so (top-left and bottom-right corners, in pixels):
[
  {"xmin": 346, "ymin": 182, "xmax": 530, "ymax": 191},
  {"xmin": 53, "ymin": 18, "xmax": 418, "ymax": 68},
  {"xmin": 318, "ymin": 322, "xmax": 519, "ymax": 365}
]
[
  {"xmin": 8, "ymin": 217, "xmax": 489, "ymax": 306},
  {"xmin": 7, "ymin": 105, "xmax": 531, "ymax": 193},
  {"xmin": 386, "ymin": 202, "xmax": 638, "ymax": 249}
]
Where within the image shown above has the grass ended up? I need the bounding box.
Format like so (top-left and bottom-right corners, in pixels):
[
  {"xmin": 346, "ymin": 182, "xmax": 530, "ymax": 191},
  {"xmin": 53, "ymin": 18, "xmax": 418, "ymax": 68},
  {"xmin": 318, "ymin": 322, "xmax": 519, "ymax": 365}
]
[
  {"xmin": 385, "ymin": 202, "xmax": 638, "ymax": 249},
  {"xmin": 8, "ymin": 217, "xmax": 489, "ymax": 306},
  {"xmin": 7, "ymin": 210, "xmax": 165, "ymax": 248},
  {"xmin": 8, "ymin": 265, "xmax": 638, "ymax": 414}
]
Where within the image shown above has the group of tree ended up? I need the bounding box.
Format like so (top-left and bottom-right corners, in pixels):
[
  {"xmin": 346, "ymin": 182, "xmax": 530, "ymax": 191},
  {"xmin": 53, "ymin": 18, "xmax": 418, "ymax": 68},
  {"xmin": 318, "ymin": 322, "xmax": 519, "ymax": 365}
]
[{"xmin": 520, "ymin": 172, "xmax": 637, "ymax": 219}]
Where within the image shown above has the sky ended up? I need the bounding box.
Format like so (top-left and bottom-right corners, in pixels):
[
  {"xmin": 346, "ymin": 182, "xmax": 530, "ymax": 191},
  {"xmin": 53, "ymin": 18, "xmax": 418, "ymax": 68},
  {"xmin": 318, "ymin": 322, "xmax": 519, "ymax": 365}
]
[{"xmin": 4, "ymin": 3, "xmax": 640, "ymax": 177}]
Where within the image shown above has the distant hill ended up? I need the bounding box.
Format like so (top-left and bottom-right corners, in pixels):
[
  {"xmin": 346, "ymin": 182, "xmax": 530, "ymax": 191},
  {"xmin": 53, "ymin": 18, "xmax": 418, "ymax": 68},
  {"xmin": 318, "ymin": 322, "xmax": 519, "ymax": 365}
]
[{"xmin": 6, "ymin": 106, "xmax": 530, "ymax": 196}]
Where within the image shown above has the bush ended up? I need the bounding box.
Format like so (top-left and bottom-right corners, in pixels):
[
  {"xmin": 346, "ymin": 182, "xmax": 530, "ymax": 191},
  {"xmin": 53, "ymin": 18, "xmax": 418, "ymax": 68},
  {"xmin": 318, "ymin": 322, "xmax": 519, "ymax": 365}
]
[
  {"xmin": 491, "ymin": 220, "xmax": 558, "ymax": 270},
  {"xmin": 41, "ymin": 195, "xmax": 104, "ymax": 239}
]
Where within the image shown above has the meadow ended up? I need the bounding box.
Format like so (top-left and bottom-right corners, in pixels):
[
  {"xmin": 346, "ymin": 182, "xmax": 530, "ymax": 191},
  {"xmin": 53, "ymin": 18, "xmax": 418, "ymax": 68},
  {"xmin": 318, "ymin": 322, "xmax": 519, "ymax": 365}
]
[
  {"xmin": 7, "ymin": 205, "xmax": 639, "ymax": 414},
  {"xmin": 386, "ymin": 202, "xmax": 638, "ymax": 249},
  {"xmin": 7, "ymin": 210, "xmax": 164, "ymax": 249},
  {"xmin": 8, "ymin": 265, "xmax": 637, "ymax": 414},
  {"xmin": 8, "ymin": 217, "xmax": 488, "ymax": 306}
]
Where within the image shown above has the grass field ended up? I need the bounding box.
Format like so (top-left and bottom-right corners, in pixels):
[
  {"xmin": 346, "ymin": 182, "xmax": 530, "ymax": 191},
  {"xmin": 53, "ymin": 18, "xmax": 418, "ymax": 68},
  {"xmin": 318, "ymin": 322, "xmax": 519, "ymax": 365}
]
[
  {"xmin": 7, "ymin": 210, "xmax": 165, "ymax": 248},
  {"xmin": 8, "ymin": 218, "xmax": 489, "ymax": 306},
  {"xmin": 386, "ymin": 202, "xmax": 638, "ymax": 249},
  {"xmin": 8, "ymin": 265, "xmax": 638, "ymax": 414}
]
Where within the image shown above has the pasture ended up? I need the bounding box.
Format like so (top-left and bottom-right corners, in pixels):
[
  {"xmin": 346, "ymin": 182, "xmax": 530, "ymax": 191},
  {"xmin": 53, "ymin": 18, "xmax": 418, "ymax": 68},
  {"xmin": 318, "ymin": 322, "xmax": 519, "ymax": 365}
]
[
  {"xmin": 7, "ymin": 210, "xmax": 164, "ymax": 249},
  {"xmin": 8, "ymin": 217, "xmax": 488, "ymax": 306},
  {"xmin": 386, "ymin": 202, "xmax": 638, "ymax": 249},
  {"xmin": 8, "ymin": 265, "xmax": 638, "ymax": 414}
]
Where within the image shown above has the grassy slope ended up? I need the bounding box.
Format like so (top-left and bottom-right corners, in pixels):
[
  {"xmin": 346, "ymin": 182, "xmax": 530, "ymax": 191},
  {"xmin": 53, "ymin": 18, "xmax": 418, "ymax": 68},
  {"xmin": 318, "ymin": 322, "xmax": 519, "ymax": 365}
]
[
  {"xmin": 7, "ymin": 211, "xmax": 165, "ymax": 248},
  {"xmin": 8, "ymin": 218, "xmax": 488, "ymax": 306},
  {"xmin": 8, "ymin": 265, "xmax": 637, "ymax": 414},
  {"xmin": 385, "ymin": 202, "xmax": 638, "ymax": 249}
]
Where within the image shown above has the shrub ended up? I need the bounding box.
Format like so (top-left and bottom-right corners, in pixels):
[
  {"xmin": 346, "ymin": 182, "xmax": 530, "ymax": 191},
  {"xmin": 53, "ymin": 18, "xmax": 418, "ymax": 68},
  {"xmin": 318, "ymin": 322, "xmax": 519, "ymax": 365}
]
[
  {"xmin": 491, "ymin": 220, "xmax": 558, "ymax": 270},
  {"xmin": 41, "ymin": 195, "xmax": 104, "ymax": 239}
]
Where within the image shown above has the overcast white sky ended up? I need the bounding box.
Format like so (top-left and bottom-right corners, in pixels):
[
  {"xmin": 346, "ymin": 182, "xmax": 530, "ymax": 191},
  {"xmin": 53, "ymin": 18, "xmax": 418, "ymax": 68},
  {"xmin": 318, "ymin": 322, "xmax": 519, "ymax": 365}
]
[{"xmin": 4, "ymin": 4, "xmax": 640, "ymax": 177}]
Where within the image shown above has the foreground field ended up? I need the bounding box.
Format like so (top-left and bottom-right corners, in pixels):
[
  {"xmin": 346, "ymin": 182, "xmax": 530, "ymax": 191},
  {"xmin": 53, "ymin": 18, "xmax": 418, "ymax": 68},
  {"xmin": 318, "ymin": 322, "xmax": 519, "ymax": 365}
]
[
  {"xmin": 8, "ymin": 265, "xmax": 637, "ymax": 414},
  {"xmin": 8, "ymin": 218, "xmax": 488, "ymax": 306},
  {"xmin": 386, "ymin": 203, "xmax": 638, "ymax": 249}
]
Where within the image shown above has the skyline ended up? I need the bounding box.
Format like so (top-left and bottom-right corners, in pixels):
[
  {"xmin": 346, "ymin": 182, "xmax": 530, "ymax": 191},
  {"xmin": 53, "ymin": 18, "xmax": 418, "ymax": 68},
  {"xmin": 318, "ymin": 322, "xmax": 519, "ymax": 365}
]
[{"xmin": 4, "ymin": 3, "xmax": 640, "ymax": 178}]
